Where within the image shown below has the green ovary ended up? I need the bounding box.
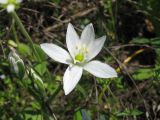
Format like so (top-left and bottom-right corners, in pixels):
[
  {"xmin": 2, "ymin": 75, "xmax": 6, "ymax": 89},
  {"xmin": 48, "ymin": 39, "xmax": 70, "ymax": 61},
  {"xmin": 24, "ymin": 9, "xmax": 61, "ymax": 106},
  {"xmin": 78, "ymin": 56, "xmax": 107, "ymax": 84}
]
[{"xmin": 75, "ymin": 53, "xmax": 84, "ymax": 62}]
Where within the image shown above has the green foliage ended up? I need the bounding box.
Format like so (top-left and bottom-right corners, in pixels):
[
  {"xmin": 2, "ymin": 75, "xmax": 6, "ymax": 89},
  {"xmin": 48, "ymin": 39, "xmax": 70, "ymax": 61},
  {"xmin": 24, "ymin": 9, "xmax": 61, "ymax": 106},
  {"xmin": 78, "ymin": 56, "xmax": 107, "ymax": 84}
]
[
  {"xmin": 74, "ymin": 109, "xmax": 91, "ymax": 120},
  {"xmin": 18, "ymin": 43, "xmax": 31, "ymax": 57},
  {"xmin": 81, "ymin": 109, "xmax": 91, "ymax": 120},
  {"xmin": 140, "ymin": 0, "xmax": 160, "ymax": 36},
  {"xmin": 116, "ymin": 108, "xmax": 143, "ymax": 117},
  {"xmin": 131, "ymin": 37, "xmax": 160, "ymax": 47},
  {"xmin": 0, "ymin": 0, "xmax": 160, "ymax": 119},
  {"xmin": 51, "ymin": 0, "xmax": 61, "ymax": 4},
  {"xmin": 133, "ymin": 68, "xmax": 154, "ymax": 81},
  {"xmin": 33, "ymin": 44, "xmax": 46, "ymax": 62},
  {"xmin": 34, "ymin": 62, "xmax": 47, "ymax": 76}
]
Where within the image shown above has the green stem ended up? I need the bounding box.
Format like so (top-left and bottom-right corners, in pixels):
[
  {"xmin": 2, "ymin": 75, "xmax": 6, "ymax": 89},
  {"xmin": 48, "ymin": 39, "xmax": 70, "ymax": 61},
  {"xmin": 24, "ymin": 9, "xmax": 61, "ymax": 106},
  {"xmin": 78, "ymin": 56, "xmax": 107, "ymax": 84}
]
[
  {"xmin": 47, "ymin": 85, "xmax": 62, "ymax": 104},
  {"xmin": 98, "ymin": 85, "xmax": 107, "ymax": 101},
  {"xmin": 11, "ymin": 12, "xmax": 41, "ymax": 61},
  {"xmin": 11, "ymin": 19, "xmax": 19, "ymax": 44}
]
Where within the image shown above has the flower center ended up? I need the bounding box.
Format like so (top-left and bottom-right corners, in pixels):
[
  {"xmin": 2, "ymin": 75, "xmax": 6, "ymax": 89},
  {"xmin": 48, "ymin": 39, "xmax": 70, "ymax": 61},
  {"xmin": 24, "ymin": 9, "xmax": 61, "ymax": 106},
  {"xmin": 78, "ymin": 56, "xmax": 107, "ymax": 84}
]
[
  {"xmin": 75, "ymin": 53, "xmax": 84, "ymax": 62},
  {"xmin": 74, "ymin": 43, "xmax": 88, "ymax": 64}
]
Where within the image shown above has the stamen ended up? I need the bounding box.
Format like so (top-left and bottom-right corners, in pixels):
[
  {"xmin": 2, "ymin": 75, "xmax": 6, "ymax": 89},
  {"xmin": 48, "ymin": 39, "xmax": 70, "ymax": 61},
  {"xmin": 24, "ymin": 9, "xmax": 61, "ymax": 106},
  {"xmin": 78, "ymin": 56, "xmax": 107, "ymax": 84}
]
[{"xmin": 74, "ymin": 43, "xmax": 88, "ymax": 63}]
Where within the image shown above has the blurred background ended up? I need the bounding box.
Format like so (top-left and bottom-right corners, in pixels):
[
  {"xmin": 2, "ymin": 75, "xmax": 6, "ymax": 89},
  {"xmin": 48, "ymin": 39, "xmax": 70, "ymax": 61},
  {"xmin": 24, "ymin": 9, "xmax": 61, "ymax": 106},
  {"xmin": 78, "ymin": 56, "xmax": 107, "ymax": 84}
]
[{"xmin": 0, "ymin": 0, "xmax": 160, "ymax": 119}]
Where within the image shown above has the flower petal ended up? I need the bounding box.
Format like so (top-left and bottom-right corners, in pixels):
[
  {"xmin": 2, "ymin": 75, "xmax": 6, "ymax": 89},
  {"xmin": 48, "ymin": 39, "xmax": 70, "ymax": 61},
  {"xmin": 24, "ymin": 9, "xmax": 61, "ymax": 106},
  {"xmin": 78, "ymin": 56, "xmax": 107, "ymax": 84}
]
[
  {"xmin": 87, "ymin": 36, "xmax": 106, "ymax": 61},
  {"xmin": 81, "ymin": 23, "xmax": 95, "ymax": 45},
  {"xmin": 63, "ymin": 65, "xmax": 83, "ymax": 95},
  {"xmin": 66, "ymin": 23, "xmax": 80, "ymax": 58},
  {"xmin": 40, "ymin": 43, "xmax": 71, "ymax": 64},
  {"xmin": 84, "ymin": 60, "xmax": 117, "ymax": 78}
]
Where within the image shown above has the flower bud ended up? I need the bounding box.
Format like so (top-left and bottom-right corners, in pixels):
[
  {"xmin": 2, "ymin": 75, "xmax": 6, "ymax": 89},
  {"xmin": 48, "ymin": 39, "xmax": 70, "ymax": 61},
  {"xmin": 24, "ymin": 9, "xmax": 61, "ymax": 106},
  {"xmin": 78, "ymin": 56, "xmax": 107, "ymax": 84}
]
[
  {"xmin": 29, "ymin": 68, "xmax": 44, "ymax": 92},
  {"xmin": 8, "ymin": 51, "xmax": 25, "ymax": 79},
  {"xmin": 0, "ymin": 0, "xmax": 22, "ymax": 13}
]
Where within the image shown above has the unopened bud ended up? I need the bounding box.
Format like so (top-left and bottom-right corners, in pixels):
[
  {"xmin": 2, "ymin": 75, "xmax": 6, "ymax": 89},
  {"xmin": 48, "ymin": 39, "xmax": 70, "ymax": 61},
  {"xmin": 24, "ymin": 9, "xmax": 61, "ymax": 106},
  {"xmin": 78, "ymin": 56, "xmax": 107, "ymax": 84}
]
[
  {"xmin": 8, "ymin": 51, "xmax": 25, "ymax": 79},
  {"xmin": 29, "ymin": 68, "xmax": 44, "ymax": 92}
]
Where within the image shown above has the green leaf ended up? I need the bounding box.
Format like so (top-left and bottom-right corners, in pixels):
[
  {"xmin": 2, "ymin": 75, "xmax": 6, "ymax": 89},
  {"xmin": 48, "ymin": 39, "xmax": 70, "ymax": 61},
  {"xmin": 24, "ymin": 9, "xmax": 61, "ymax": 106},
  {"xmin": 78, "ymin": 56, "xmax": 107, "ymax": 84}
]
[
  {"xmin": 116, "ymin": 108, "xmax": 143, "ymax": 117},
  {"xmin": 17, "ymin": 60, "xmax": 25, "ymax": 79},
  {"xmin": 74, "ymin": 110, "xmax": 82, "ymax": 120},
  {"xmin": 151, "ymin": 38, "xmax": 160, "ymax": 47},
  {"xmin": 33, "ymin": 44, "xmax": 46, "ymax": 62},
  {"xmin": 34, "ymin": 62, "xmax": 47, "ymax": 76},
  {"xmin": 17, "ymin": 43, "xmax": 31, "ymax": 56},
  {"xmin": 133, "ymin": 68, "xmax": 154, "ymax": 81},
  {"xmin": 29, "ymin": 69, "xmax": 45, "ymax": 93},
  {"xmin": 130, "ymin": 38, "xmax": 150, "ymax": 44},
  {"xmin": 130, "ymin": 37, "xmax": 160, "ymax": 48},
  {"xmin": 76, "ymin": 85, "xmax": 87, "ymax": 97},
  {"xmin": 51, "ymin": 0, "xmax": 61, "ymax": 4},
  {"xmin": 130, "ymin": 109, "xmax": 143, "ymax": 116},
  {"xmin": 25, "ymin": 113, "xmax": 42, "ymax": 120}
]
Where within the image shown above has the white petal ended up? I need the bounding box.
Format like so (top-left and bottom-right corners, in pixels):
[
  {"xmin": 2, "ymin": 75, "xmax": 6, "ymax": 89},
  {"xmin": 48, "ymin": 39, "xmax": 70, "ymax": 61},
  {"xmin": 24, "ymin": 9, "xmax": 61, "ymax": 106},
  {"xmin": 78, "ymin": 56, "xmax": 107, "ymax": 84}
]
[
  {"xmin": 84, "ymin": 60, "xmax": 117, "ymax": 78},
  {"xmin": 7, "ymin": 4, "xmax": 15, "ymax": 13},
  {"xmin": 87, "ymin": 36, "xmax": 106, "ymax": 61},
  {"xmin": 40, "ymin": 43, "xmax": 71, "ymax": 64},
  {"xmin": 81, "ymin": 23, "xmax": 95, "ymax": 45},
  {"xmin": 0, "ymin": 0, "xmax": 7, "ymax": 4},
  {"xmin": 63, "ymin": 65, "xmax": 83, "ymax": 95},
  {"xmin": 66, "ymin": 23, "xmax": 80, "ymax": 58}
]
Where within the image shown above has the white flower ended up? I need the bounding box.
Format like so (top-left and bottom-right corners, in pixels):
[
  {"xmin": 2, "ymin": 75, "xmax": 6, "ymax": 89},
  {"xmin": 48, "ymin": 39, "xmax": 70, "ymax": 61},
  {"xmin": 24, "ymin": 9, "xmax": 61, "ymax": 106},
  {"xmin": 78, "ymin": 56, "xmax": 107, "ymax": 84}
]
[
  {"xmin": 0, "ymin": 74, "xmax": 6, "ymax": 79},
  {"xmin": 0, "ymin": 0, "xmax": 22, "ymax": 13},
  {"xmin": 7, "ymin": 4, "xmax": 15, "ymax": 13},
  {"xmin": 41, "ymin": 23, "xmax": 118, "ymax": 95}
]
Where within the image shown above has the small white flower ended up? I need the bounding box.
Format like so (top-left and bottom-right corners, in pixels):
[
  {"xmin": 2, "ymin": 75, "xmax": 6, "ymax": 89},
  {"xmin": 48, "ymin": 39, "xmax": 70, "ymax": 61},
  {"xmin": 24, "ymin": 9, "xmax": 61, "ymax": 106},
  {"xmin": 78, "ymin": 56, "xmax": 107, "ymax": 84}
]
[
  {"xmin": 41, "ymin": 23, "xmax": 118, "ymax": 95},
  {"xmin": 7, "ymin": 4, "xmax": 15, "ymax": 13},
  {"xmin": 0, "ymin": 0, "xmax": 22, "ymax": 13},
  {"xmin": 0, "ymin": 74, "xmax": 6, "ymax": 79}
]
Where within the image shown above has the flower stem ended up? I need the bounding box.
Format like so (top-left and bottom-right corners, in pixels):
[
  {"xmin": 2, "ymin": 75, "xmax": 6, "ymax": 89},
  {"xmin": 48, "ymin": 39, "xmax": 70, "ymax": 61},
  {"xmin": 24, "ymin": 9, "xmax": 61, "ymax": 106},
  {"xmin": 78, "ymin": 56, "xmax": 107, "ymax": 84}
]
[
  {"xmin": 47, "ymin": 84, "xmax": 62, "ymax": 104},
  {"xmin": 11, "ymin": 12, "xmax": 41, "ymax": 61},
  {"xmin": 11, "ymin": 19, "xmax": 19, "ymax": 44}
]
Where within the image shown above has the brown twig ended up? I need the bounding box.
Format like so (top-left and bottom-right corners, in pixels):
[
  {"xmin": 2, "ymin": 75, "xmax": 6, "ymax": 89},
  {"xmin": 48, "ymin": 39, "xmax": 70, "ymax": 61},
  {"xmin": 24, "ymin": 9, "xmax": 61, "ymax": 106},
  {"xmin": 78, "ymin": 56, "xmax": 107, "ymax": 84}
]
[
  {"xmin": 119, "ymin": 80, "xmax": 151, "ymax": 100},
  {"xmin": 43, "ymin": 7, "xmax": 97, "ymax": 32},
  {"xmin": 104, "ymin": 47, "xmax": 152, "ymax": 119}
]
